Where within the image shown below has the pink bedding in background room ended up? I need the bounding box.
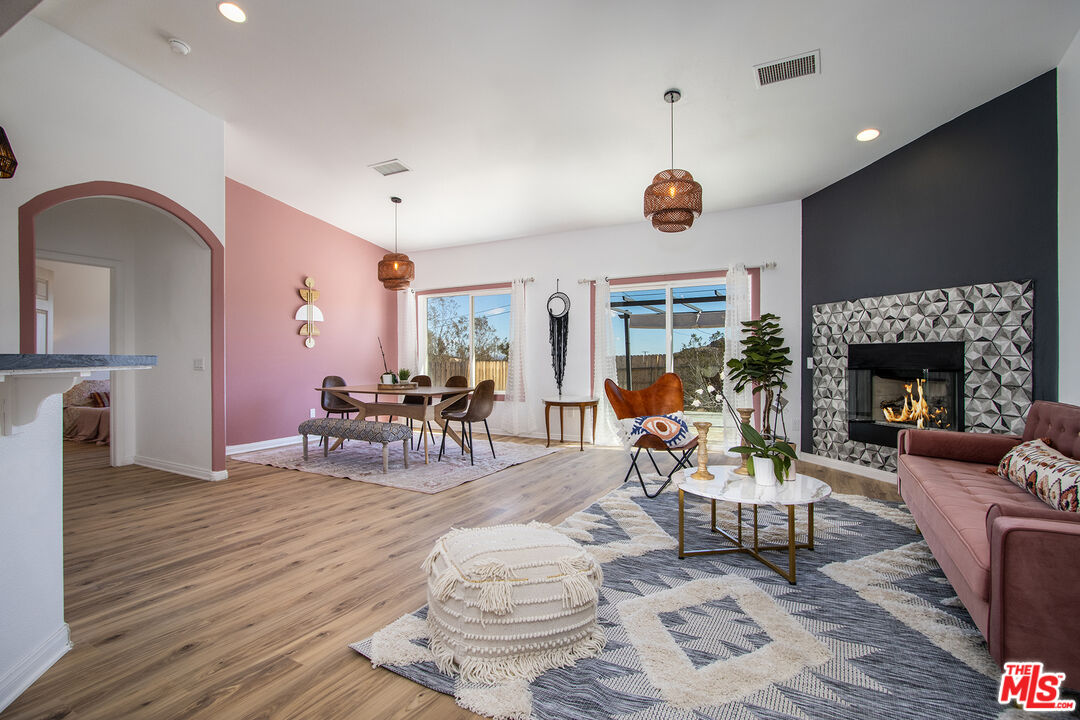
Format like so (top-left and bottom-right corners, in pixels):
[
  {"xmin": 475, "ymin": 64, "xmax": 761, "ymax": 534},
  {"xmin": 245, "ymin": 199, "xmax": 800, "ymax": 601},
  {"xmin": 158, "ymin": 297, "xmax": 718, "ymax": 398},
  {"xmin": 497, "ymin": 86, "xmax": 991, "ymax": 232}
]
[{"xmin": 62, "ymin": 380, "xmax": 111, "ymax": 445}]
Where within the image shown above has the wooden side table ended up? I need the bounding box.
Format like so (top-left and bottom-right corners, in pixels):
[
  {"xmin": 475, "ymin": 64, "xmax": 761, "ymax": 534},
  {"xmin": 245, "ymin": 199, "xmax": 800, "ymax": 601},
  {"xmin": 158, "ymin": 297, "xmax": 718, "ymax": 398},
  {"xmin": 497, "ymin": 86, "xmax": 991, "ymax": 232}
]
[{"xmin": 543, "ymin": 396, "xmax": 599, "ymax": 451}]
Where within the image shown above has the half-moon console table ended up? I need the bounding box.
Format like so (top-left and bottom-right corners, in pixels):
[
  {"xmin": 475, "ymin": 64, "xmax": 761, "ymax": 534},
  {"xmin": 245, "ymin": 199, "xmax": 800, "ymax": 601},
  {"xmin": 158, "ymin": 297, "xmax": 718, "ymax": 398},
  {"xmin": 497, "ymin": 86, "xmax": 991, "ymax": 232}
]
[{"xmin": 542, "ymin": 396, "xmax": 599, "ymax": 452}]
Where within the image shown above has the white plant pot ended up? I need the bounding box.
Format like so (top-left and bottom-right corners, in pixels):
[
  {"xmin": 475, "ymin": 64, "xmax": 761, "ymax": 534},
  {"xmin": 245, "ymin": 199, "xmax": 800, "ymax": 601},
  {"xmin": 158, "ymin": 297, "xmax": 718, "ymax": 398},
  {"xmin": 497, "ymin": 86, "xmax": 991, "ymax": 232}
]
[{"xmin": 754, "ymin": 458, "xmax": 779, "ymax": 487}]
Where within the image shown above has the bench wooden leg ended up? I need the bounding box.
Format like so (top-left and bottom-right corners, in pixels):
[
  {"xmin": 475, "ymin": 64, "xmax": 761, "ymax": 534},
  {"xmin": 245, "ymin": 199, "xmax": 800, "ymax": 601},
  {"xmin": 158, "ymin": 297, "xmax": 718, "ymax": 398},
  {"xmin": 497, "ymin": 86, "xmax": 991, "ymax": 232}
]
[
  {"xmin": 403, "ymin": 439, "xmax": 409, "ymax": 469},
  {"xmin": 323, "ymin": 437, "xmax": 329, "ymax": 457},
  {"xmin": 303, "ymin": 434, "xmax": 309, "ymax": 460},
  {"xmin": 382, "ymin": 443, "xmax": 389, "ymax": 473}
]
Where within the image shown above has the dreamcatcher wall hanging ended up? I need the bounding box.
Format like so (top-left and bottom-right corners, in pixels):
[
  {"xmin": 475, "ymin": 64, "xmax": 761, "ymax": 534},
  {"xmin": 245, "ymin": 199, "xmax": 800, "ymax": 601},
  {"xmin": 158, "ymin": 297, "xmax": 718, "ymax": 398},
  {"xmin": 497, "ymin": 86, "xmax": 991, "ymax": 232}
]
[{"xmin": 547, "ymin": 280, "xmax": 570, "ymax": 395}]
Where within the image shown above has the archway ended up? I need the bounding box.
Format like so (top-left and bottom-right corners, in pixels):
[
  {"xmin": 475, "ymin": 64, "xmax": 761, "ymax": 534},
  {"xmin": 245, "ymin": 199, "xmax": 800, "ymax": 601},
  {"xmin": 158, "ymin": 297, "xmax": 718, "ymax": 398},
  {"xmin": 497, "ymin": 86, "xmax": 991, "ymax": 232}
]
[{"xmin": 18, "ymin": 181, "xmax": 225, "ymax": 473}]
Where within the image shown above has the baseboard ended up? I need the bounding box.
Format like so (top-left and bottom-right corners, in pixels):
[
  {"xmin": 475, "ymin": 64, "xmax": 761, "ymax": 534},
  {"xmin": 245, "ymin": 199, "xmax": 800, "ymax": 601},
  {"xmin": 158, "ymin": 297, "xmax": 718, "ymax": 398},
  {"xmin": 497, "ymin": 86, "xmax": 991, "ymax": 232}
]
[
  {"xmin": 0, "ymin": 624, "xmax": 71, "ymax": 713},
  {"xmin": 226, "ymin": 435, "xmax": 301, "ymax": 455},
  {"xmin": 133, "ymin": 455, "xmax": 228, "ymax": 482},
  {"xmin": 798, "ymin": 451, "xmax": 898, "ymax": 485}
]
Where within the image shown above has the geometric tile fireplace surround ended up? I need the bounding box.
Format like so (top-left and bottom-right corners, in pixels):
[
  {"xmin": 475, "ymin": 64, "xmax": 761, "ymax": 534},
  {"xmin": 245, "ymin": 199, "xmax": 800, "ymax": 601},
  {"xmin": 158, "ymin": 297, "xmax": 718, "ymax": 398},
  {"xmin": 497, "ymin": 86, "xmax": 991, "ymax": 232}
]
[{"xmin": 811, "ymin": 280, "xmax": 1034, "ymax": 472}]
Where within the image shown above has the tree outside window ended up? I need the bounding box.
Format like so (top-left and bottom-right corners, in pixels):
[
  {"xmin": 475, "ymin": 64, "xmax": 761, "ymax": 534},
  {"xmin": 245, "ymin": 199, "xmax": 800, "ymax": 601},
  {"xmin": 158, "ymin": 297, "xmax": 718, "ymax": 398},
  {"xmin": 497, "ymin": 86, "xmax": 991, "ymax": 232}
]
[{"xmin": 425, "ymin": 292, "xmax": 510, "ymax": 391}]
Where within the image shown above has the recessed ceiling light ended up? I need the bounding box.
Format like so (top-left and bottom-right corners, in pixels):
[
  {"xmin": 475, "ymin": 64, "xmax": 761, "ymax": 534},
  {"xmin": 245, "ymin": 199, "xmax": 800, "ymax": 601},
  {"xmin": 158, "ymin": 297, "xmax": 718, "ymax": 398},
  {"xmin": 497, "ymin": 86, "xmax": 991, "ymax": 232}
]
[
  {"xmin": 856, "ymin": 128, "xmax": 880, "ymax": 142},
  {"xmin": 218, "ymin": 2, "xmax": 246, "ymax": 23}
]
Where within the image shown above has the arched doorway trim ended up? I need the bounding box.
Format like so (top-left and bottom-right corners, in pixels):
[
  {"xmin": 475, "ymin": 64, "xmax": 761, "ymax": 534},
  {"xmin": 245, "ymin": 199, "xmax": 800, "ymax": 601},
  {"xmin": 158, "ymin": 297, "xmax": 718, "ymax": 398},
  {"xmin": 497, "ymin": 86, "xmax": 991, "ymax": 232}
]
[{"xmin": 19, "ymin": 181, "xmax": 225, "ymax": 472}]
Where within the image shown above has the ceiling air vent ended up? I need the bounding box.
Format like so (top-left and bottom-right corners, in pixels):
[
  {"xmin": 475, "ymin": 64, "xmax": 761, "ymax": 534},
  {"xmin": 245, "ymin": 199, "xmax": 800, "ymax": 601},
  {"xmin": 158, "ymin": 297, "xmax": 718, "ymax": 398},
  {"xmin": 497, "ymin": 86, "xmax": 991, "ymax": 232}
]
[
  {"xmin": 754, "ymin": 50, "xmax": 820, "ymax": 87},
  {"xmin": 369, "ymin": 159, "xmax": 411, "ymax": 177}
]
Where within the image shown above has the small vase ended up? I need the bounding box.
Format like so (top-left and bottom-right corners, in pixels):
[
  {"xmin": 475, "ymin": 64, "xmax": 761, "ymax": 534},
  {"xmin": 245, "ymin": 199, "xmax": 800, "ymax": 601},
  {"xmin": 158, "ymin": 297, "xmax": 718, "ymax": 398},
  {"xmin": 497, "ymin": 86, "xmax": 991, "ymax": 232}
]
[{"xmin": 754, "ymin": 458, "xmax": 779, "ymax": 487}]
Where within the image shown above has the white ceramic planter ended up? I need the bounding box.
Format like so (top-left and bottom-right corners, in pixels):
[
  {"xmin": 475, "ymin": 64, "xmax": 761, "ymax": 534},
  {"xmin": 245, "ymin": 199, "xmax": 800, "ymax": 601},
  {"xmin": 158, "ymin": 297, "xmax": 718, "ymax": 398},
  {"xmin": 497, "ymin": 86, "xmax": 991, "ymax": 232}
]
[{"xmin": 754, "ymin": 458, "xmax": 779, "ymax": 487}]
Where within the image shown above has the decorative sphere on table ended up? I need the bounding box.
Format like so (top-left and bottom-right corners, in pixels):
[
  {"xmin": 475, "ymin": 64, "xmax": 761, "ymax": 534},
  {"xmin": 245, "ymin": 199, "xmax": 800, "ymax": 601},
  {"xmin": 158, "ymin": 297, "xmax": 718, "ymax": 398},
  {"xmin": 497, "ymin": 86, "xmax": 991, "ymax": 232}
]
[{"xmin": 690, "ymin": 421, "xmax": 714, "ymax": 481}]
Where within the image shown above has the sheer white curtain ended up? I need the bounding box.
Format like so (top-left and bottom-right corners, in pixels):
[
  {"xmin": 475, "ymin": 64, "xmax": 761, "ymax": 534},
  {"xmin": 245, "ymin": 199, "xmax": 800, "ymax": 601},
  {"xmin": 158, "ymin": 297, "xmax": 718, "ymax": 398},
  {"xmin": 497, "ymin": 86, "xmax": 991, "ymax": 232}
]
[
  {"xmin": 723, "ymin": 264, "xmax": 753, "ymax": 442},
  {"xmin": 504, "ymin": 279, "xmax": 529, "ymax": 436},
  {"xmin": 397, "ymin": 289, "xmax": 418, "ymax": 374},
  {"xmin": 592, "ymin": 279, "xmax": 622, "ymax": 446}
]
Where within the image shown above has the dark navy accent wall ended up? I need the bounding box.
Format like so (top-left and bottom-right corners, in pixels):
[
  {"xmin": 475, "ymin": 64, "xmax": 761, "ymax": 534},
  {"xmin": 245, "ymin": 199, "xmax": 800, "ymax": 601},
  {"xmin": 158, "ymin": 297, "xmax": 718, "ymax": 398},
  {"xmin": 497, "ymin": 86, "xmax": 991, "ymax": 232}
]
[{"xmin": 801, "ymin": 70, "xmax": 1058, "ymax": 450}]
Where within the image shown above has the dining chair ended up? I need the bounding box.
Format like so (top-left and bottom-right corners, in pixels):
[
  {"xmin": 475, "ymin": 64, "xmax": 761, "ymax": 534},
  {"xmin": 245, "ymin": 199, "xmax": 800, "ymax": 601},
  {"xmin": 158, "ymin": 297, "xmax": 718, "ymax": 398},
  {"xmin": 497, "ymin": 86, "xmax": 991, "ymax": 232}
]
[
  {"xmin": 441, "ymin": 375, "xmax": 469, "ymax": 414},
  {"xmin": 402, "ymin": 374, "xmax": 436, "ymax": 449},
  {"xmin": 604, "ymin": 372, "xmax": 697, "ymax": 497},
  {"xmin": 438, "ymin": 379, "xmax": 495, "ymax": 465},
  {"xmin": 320, "ymin": 375, "xmax": 358, "ymax": 447}
]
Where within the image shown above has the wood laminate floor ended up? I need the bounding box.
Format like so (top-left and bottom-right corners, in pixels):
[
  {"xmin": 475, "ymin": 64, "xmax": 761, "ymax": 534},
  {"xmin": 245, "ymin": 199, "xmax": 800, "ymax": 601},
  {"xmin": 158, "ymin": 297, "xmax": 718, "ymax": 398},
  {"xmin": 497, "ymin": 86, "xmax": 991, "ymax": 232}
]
[{"xmin": 2, "ymin": 438, "xmax": 898, "ymax": 720}]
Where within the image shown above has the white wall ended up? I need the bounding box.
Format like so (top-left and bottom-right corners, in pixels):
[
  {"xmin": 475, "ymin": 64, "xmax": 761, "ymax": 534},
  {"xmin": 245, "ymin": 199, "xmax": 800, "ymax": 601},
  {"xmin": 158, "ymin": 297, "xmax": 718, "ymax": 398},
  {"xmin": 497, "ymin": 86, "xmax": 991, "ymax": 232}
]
[
  {"xmin": 37, "ymin": 260, "xmax": 111, "ymax": 379},
  {"xmin": 0, "ymin": 17, "xmax": 225, "ymax": 349},
  {"xmin": 0, "ymin": 394, "xmax": 69, "ymax": 712},
  {"xmin": 403, "ymin": 201, "xmax": 803, "ymax": 441},
  {"xmin": 0, "ymin": 18, "xmax": 224, "ymax": 711},
  {"xmin": 36, "ymin": 199, "xmax": 213, "ymax": 475},
  {"xmin": 1060, "ymin": 29, "xmax": 1080, "ymax": 404}
]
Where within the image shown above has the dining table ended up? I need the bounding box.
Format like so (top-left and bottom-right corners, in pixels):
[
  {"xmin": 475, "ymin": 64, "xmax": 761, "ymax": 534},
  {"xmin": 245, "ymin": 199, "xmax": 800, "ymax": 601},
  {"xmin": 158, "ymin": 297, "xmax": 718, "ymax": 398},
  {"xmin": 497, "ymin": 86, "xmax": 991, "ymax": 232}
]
[{"xmin": 314, "ymin": 383, "xmax": 474, "ymax": 464}]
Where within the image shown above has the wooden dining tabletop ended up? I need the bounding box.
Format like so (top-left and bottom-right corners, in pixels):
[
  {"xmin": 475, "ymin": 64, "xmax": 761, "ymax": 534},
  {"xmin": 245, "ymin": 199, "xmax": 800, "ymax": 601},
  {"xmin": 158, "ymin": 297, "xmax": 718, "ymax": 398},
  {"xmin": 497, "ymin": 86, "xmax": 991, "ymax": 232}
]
[
  {"xmin": 321, "ymin": 384, "xmax": 474, "ymax": 396},
  {"xmin": 315, "ymin": 383, "xmax": 475, "ymax": 464}
]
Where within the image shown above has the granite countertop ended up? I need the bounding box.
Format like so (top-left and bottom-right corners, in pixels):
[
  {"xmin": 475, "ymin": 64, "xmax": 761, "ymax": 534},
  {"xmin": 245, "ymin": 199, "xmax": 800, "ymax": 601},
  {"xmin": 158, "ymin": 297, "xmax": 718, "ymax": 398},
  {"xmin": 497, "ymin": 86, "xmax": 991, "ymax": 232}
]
[{"xmin": 0, "ymin": 354, "xmax": 157, "ymax": 371}]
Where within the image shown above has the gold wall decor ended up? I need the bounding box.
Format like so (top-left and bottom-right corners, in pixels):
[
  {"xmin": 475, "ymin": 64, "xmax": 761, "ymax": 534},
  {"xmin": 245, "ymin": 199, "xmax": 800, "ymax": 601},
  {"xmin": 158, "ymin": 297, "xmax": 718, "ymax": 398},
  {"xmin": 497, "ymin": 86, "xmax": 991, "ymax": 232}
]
[{"xmin": 295, "ymin": 277, "xmax": 324, "ymax": 348}]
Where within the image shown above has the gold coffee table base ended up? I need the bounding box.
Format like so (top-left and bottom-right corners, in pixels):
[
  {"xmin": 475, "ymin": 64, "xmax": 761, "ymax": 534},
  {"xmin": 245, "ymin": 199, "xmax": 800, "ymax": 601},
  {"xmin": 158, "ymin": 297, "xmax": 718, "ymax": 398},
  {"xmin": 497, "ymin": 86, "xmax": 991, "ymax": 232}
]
[{"xmin": 677, "ymin": 490, "xmax": 815, "ymax": 584}]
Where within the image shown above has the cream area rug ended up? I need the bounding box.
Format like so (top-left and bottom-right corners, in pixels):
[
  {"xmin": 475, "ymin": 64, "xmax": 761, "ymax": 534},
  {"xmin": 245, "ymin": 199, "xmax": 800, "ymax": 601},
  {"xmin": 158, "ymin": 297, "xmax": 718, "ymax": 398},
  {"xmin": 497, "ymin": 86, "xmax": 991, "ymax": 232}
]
[
  {"xmin": 230, "ymin": 435, "xmax": 557, "ymax": 494},
  {"xmin": 351, "ymin": 482, "xmax": 1072, "ymax": 719}
]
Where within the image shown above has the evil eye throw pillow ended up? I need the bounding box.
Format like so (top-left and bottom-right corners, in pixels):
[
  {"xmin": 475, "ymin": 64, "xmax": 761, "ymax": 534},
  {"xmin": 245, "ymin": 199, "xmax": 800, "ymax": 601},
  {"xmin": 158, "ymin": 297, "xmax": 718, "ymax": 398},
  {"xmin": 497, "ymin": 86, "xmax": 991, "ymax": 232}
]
[{"xmin": 620, "ymin": 412, "xmax": 691, "ymax": 449}]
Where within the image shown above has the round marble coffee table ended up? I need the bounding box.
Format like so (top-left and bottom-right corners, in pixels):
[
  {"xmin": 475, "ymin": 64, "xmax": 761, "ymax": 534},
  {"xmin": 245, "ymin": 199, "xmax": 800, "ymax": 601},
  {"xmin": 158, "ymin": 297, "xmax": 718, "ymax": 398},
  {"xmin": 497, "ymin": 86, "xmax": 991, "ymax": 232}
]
[{"xmin": 676, "ymin": 466, "xmax": 832, "ymax": 584}]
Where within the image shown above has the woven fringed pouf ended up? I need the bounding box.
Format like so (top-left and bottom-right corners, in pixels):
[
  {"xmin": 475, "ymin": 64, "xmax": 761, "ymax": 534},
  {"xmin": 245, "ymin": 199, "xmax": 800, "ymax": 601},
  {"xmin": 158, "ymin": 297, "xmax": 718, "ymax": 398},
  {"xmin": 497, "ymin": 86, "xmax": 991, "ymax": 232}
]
[{"xmin": 422, "ymin": 521, "xmax": 606, "ymax": 684}]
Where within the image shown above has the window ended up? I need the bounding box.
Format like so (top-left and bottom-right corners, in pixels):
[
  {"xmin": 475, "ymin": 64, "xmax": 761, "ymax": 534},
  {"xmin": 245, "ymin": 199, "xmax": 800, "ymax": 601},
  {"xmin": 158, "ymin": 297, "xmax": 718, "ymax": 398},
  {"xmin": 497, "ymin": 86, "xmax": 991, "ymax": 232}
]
[
  {"xmin": 611, "ymin": 279, "xmax": 728, "ymax": 418},
  {"xmin": 422, "ymin": 290, "xmax": 511, "ymax": 391}
]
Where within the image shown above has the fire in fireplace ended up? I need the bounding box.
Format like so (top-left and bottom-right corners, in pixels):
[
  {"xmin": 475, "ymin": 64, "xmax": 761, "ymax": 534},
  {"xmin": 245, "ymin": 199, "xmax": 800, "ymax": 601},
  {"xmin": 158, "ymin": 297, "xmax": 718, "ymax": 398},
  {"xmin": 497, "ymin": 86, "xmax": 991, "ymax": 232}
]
[
  {"xmin": 848, "ymin": 342, "xmax": 964, "ymax": 447},
  {"xmin": 881, "ymin": 378, "xmax": 950, "ymax": 429}
]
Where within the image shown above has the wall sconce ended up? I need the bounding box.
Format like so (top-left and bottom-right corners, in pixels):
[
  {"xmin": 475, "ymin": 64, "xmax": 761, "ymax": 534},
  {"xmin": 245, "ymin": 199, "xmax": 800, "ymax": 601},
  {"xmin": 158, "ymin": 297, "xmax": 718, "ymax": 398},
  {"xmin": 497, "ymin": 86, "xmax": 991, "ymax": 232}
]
[{"xmin": 0, "ymin": 127, "xmax": 17, "ymax": 179}]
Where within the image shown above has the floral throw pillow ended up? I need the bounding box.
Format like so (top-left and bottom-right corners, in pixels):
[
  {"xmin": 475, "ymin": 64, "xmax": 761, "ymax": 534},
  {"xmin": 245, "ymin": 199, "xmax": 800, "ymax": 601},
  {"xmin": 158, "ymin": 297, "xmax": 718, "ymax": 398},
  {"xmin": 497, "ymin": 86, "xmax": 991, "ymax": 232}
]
[
  {"xmin": 618, "ymin": 412, "xmax": 691, "ymax": 450},
  {"xmin": 997, "ymin": 438, "xmax": 1080, "ymax": 513}
]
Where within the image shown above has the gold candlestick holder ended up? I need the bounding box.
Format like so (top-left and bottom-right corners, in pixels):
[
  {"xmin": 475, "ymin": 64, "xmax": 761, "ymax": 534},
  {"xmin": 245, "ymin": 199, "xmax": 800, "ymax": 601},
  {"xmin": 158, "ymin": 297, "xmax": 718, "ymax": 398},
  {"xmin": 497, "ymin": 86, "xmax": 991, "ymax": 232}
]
[
  {"xmin": 690, "ymin": 421, "xmax": 714, "ymax": 481},
  {"xmin": 733, "ymin": 407, "xmax": 755, "ymax": 475}
]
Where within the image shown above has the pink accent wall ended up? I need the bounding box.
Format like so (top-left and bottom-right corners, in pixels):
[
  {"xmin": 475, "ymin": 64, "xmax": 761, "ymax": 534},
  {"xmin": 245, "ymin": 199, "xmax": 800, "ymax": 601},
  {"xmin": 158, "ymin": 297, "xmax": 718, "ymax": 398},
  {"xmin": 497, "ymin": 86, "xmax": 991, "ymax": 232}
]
[{"xmin": 225, "ymin": 179, "xmax": 398, "ymax": 446}]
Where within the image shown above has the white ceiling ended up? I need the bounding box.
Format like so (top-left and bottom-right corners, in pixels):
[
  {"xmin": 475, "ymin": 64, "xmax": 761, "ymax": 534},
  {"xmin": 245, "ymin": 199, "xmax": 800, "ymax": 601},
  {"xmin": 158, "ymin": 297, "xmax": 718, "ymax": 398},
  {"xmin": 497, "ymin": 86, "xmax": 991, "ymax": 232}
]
[{"xmin": 31, "ymin": 0, "xmax": 1080, "ymax": 252}]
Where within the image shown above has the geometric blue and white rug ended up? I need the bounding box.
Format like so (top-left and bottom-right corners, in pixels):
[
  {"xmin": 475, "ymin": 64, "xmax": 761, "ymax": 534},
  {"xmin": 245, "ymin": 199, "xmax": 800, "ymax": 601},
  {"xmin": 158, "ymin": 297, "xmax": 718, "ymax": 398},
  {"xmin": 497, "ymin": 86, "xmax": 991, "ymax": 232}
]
[{"xmin": 351, "ymin": 483, "xmax": 1079, "ymax": 719}]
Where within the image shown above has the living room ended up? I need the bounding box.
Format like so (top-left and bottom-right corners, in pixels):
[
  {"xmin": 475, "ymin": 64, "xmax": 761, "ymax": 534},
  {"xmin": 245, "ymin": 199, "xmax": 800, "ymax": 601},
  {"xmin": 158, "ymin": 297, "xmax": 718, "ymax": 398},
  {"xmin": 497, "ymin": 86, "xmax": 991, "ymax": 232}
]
[{"xmin": 1, "ymin": 2, "xmax": 1079, "ymax": 718}]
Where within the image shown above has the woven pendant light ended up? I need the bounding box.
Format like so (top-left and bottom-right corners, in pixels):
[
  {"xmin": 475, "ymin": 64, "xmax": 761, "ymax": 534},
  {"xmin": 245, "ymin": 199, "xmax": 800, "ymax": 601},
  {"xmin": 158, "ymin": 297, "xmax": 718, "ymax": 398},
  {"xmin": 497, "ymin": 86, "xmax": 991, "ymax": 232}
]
[
  {"xmin": 643, "ymin": 90, "xmax": 701, "ymax": 232},
  {"xmin": 377, "ymin": 196, "xmax": 415, "ymax": 290},
  {"xmin": 0, "ymin": 127, "xmax": 17, "ymax": 179}
]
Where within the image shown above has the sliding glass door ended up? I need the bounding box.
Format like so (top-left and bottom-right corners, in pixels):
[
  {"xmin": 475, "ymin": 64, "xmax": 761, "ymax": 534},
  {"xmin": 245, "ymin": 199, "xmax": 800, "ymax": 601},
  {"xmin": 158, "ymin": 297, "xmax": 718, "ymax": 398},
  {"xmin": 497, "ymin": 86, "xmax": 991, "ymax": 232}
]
[{"xmin": 610, "ymin": 279, "xmax": 727, "ymax": 422}]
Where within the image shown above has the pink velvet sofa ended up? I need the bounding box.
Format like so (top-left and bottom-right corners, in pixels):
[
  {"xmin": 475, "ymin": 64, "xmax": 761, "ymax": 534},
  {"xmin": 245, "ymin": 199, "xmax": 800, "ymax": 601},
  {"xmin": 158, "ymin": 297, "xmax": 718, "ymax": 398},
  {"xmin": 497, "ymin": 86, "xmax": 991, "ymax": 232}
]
[{"xmin": 897, "ymin": 400, "xmax": 1080, "ymax": 686}]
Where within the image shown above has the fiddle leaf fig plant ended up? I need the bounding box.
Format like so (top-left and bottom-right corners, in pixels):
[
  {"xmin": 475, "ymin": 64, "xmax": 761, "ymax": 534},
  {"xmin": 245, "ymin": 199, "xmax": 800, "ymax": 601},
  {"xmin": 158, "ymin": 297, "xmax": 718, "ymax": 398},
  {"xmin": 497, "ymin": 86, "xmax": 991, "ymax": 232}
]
[{"xmin": 725, "ymin": 312, "xmax": 792, "ymax": 439}]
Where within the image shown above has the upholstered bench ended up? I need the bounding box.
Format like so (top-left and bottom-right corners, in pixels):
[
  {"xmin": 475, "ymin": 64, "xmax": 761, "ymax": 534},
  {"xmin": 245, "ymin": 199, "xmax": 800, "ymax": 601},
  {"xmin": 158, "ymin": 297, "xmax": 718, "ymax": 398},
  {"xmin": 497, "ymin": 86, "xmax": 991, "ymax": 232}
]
[
  {"xmin": 298, "ymin": 418, "xmax": 412, "ymax": 473},
  {"xmin": 423, "ymin": 522, "xmax": 605, "ymax": 684}
]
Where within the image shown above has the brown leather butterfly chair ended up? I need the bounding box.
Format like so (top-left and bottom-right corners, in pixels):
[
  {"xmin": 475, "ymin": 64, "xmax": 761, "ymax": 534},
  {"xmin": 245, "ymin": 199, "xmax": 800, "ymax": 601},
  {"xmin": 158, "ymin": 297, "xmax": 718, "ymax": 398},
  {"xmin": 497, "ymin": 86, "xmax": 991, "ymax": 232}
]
[{"xmin": 604, "ymin": 372, "xmax": 698, "ymax": 498}]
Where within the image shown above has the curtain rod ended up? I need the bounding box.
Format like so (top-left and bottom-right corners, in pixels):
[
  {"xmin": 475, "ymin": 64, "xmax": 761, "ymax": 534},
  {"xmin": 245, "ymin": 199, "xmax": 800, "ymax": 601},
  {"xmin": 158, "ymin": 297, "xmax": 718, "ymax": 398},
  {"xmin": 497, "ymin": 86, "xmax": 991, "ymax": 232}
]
[{"xmin": 577, "ymin": 262, "xmax": 776, "ymax": 285}]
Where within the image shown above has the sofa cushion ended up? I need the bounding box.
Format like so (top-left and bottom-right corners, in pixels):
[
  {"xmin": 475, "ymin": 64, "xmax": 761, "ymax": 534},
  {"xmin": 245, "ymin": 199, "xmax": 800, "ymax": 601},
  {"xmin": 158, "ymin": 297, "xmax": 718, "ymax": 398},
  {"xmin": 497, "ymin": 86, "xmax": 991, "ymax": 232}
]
[
  {"xmin": 618, "ymin": 411, "xmax": 691, "ymax": 450},
  {"xmin": 1021, "ymin": 400, "xmax": 1080, "ymax": 460},
  {"xmin": 899, "ymin": 453, "xmax": 1039, "ymax": 603},
  {"xmin": 998, "ymin": 438, "xmax": 1080, "ymax": 513}
]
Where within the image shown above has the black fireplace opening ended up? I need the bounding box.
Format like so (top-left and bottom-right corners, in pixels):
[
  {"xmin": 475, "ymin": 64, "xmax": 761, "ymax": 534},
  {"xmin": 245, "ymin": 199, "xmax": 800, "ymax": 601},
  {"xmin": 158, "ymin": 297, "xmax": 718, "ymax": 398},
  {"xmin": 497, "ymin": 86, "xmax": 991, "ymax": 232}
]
[{"xmin": 848, "ymin": 342, "xmax": 964, "ymax": 448}]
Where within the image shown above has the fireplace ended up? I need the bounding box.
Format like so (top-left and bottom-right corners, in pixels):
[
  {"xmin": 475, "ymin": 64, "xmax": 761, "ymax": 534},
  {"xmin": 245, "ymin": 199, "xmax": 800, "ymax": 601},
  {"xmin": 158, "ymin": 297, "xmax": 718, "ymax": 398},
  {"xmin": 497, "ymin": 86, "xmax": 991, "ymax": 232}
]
[{"xmin": 847, "ymin": 342, "xmax": 964, "ymax": 448}]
